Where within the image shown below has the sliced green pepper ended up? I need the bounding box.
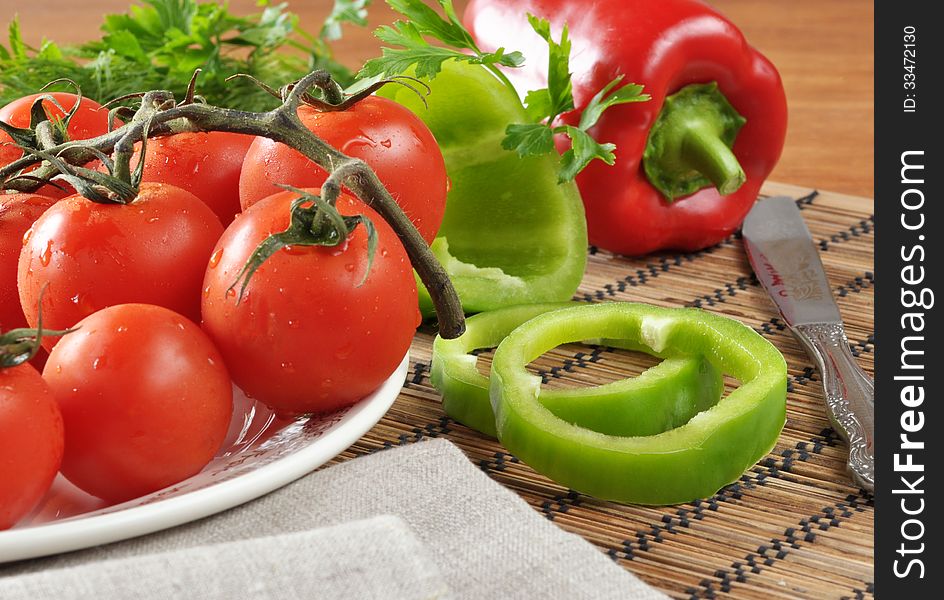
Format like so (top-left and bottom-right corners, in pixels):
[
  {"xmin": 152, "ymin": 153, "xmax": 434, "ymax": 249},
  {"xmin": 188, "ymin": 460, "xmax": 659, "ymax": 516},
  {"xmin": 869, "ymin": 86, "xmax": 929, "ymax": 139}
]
[
  {"xmin": 431, "ymin": 303, "xmax": 723, "ymax": 438},
  {"xmin": 378, "ymin": 62, "xmax": 588, "ymax": 315},
  {"xmin": 490, "ymin": 303, "xmax": 787, "ymax": 505}
]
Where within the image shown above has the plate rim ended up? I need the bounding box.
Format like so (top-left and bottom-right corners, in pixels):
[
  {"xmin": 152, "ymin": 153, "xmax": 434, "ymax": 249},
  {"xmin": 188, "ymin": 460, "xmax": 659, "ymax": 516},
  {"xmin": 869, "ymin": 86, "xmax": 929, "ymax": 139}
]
[{"xmin": 0, "ymin": 352, "xmax": 407, "ymax": 564}]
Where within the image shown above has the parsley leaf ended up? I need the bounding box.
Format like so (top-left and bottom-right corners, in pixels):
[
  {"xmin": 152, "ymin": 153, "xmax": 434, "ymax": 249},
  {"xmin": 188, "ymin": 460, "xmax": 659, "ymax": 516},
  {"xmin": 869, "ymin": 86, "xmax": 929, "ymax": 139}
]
[
  {"xmin": 356, "ymin": 0, "xmax": 650, "ymax": 183},
  {"xmin": 558, "ymin": 125, "xmax": 616, "ymax": 184},
  {"xmin": 524, "ymin": 15, "xmax": 573, "ymax": 121},
  {"xmin": 321, "ymin": 0, "xmax": 371, "ymax": 42},
  {"xmin": 0, "ymin": 0, "xmax": 368, "ymax": 110},
  {"xmin": 503, "ymin": 14, "xmax": 649, "ymax": 182},
  {"xmin": 363, "ymin": 21, "xmax": 469, "ymax": 79},
  {"xmin": 501, "ymin": 123, "xmax": 556, "ymax": 157},
  {"xmin": 359, "ymin": 0, "xmax": 523, "ymax": 81},
  {"xmin": 387, "ymin": 0, "xmax": 476, "ymax": 49},
  {"xmin": 578, "ymin": 74, "xmax": 648, "ymax": 130}
]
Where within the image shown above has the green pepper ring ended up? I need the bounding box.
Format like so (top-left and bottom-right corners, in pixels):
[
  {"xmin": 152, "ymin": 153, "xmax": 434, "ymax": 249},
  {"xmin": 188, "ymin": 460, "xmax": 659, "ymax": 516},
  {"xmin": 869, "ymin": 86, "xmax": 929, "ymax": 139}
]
[
  {"xmin": 490, "ymin": 303, "xmax": 787, "ymax": 505},
  {"xmin": 431, "ymin": 302, "xmax": 723, "ymax": 438}
]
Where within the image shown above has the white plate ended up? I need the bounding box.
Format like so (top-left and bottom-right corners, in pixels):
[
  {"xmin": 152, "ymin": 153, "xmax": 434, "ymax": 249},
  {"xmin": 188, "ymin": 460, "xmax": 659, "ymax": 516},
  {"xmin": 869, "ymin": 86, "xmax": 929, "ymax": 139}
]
[{"xmin": 0, "ymin": 353, "xmax": 407, "ymax": 563}]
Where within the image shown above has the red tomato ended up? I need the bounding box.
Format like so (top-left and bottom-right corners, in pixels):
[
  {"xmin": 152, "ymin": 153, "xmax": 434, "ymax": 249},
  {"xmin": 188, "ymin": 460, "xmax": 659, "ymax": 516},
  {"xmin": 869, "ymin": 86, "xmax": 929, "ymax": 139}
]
[
  {"xmin": 43, "ymin": 304, "xmax": 233, "ymax": 503},
  {"xmin": 1, "ymin": 93, "xmax": 111, "ymax": 199},
  {"xmin": 0, "ymin": 363, "xmax": 64, "ymax": 529},
  {"xmin": 127, "ymin": 132, "xmax": 253, "ymax": 226},
  {"xmin": 202, "ymin": 188, "xmax": 419, "ymax": 415},
  {"xmin": 18, "ymin": 183, "xmax": 223, "ymax": 349},
  {"xmin": 238, "ymin": 96, "xmax": 447, "ymax": 244},
  {"xmin": 0, "ymin": 193, "xmax": 56, "ymax": 331}
]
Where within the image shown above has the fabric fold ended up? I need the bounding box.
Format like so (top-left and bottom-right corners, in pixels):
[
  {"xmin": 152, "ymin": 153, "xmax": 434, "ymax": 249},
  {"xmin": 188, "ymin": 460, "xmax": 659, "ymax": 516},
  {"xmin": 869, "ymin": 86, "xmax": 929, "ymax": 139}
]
[
  {"xmin": 0, "ymin": 515, "xmax": 450, "ymax": 600},
  {"xmin": 2, "ymin": 439, "xmax": 666, "ymax": 600}
]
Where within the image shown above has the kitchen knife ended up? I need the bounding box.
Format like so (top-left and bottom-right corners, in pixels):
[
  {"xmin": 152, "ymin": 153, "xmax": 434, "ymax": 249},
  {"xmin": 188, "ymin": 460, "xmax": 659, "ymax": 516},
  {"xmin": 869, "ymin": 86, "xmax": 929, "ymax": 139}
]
[{"xmin": 742, "ymin": 196, "xmax": 874, "ymax": 493}]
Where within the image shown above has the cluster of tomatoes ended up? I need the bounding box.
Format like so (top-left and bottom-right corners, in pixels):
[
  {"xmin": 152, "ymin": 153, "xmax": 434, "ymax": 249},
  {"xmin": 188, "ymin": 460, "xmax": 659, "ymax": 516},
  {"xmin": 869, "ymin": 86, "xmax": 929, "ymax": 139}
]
[{"xmin": 0, "ymin": 90, "xmax": 447, "ymax": 529}]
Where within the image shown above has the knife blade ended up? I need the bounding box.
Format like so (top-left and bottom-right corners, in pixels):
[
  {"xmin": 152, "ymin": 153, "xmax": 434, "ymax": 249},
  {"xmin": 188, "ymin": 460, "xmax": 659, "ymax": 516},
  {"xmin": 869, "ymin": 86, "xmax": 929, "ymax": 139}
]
[{"xmin": 742, "ymin": 196, "xmax": 874, "ymax": 493}]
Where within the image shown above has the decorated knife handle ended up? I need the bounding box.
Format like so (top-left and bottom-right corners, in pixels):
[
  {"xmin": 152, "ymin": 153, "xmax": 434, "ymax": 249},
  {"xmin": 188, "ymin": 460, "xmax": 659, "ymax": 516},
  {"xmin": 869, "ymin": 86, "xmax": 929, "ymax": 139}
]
[{"xmin": 792, "ymin": 322, "xmax": 874, "ymax": 493}]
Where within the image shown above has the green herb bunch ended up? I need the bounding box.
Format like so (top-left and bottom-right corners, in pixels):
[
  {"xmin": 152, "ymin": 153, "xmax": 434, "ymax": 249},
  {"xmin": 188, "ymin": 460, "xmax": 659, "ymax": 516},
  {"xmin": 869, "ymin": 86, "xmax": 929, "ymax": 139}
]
[{"xmin": 0, "ymin": 0, "xmax": 369, "ymax": 110}]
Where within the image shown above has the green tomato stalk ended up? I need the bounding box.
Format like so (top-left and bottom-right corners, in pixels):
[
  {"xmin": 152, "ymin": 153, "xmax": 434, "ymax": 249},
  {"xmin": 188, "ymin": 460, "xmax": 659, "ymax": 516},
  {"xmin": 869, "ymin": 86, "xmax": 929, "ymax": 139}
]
[
  {"xmin": 0, "ymin": 292, "xmax": 73, "ymax": 368},
  {"xmin": 0, "ymin": 70, "xmax": 466, "ymax": 340}
]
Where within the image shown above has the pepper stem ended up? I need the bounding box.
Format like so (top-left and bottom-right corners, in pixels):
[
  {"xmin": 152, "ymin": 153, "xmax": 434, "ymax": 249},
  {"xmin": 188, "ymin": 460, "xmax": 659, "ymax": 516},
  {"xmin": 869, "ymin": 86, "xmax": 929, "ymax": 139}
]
[
  {"xmin": 681, "ymin": 124, "xmax": 745, "ymax": 195},
  {"xmin": 642, "ymin": 82, "xmax": 747, "ymax": 202}
]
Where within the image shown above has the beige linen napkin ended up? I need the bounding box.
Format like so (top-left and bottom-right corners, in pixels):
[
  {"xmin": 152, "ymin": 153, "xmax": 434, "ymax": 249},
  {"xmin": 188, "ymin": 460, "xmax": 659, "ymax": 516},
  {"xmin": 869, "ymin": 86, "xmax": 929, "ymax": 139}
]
[
  {"xmin": 1, "ymin": 439, "xmax": 667, "ymax": 600},
  {"xmin": 0, "ymin": 515, "xmax": 449, "ymax": 600}
]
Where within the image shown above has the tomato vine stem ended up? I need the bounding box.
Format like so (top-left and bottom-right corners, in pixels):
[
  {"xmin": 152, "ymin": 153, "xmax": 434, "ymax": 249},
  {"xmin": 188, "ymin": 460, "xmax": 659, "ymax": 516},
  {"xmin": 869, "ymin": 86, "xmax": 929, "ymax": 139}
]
[{"xmin": 0, "ymin": 70, "xmax": 466, "ymax": 339}]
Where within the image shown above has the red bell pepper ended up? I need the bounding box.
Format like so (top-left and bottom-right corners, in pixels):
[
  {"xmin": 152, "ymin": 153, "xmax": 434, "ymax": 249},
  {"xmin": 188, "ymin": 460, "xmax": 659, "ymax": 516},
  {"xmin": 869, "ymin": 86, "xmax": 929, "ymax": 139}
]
[{"xmin": 465, "ymin": 0, "xmax": 788, "ymax": 255}]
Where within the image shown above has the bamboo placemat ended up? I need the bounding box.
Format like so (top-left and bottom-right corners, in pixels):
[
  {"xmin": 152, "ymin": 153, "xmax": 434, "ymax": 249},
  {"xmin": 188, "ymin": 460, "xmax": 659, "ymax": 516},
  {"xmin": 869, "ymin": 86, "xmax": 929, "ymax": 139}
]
[{"xmin": 332, "ymin": 182, "xmax": 874, "ymax": 600}]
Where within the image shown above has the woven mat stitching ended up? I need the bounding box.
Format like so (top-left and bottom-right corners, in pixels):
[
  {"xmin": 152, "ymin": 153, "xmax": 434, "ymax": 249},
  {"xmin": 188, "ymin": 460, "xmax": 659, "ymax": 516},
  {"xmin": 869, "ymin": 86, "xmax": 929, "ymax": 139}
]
[
  {"xmin": 581, "ymin": 215, "xmax": 872, "ymax": 305},
  {"xmin": 350, "ymin": 187, "xmax": 873, "ymax": 598}
]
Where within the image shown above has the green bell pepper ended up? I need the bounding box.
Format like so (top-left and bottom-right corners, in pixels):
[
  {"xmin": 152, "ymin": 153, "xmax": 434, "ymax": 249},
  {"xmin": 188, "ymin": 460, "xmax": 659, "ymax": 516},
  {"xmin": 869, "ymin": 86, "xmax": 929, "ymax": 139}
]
[
  {"xmin": 378, "ymin": 61, "xmax": 588, "ymax": 315},
  {"xmin": 490, "ymin": 303, "xmax": 787, "ymax": 505},
  {"xmin": 432, "ymin": 302, "xmax": 723, "ymax": 438}
]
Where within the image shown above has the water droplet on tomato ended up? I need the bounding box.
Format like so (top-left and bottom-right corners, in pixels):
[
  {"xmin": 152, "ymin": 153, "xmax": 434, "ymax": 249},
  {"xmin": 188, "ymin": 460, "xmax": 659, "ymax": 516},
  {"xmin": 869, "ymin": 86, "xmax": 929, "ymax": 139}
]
[
  {"xmin": 116, "ymin": 325, "xmax": 128, "ymax": 333},
  {"xmin": 287, "ymin": 319, "xmax": 301, "ymax": 329},
  {"xmin": 147, "ymin": 216, "xmax": 160, "ymax": 224},
  {"xmin": 22, "ymin": 228, "xmax": 33, "ymax": 246},
  {"xmin": 203, "ymin": 286, "xmax": 211, "ymax": 298},
  {"xmin": 344, "ymin": 263, "xmax": 355, "ymax": 272},
  {"xmin": 70, "ymin": 294, "xmax": 81, "ymax": 305},
  {"xmin": 322, "ymin": 378, "xmax": 333, "ymax": 388},
  {"xmin": 92, "ymin": 356, "xmax": 105, "ymax": 370},
  {"xmin": 380, "ymin": 139, "xmax": 392, "ymax": 148},
  {"xmin": 226, "ymin": 288, "xmax": 236, "ymax": 298},
  {"xmin": 40, "ymin": 240, "xmax": 53, "ymax": 266},
  {"xmin": 342, "ymin": 137, "xmax": 374, "ymax": 153},
  {"xmin": 282, "ymin": 245, "xmax": 308, "ymax": 256},
  {"xmin": 209, "ymin": 248, "xmax": 224, "ymax": 269},
  {"xmin": 380, "ymin": 248, "xmax": 389, "ymax": 258},
  {"xmin": 207, "ymin": 357, "xmax": 215, "ymax": 366},
  {"xmin": 177, "ymin": 322, "xmax": 185, "ymax": 330},
  {"xmin": 55, "ymin": 364, "xmax": 62, "ymax": 374},
  {"xmin": 280, "ymin": 361, "xmax": 295, "ymax": 374}
]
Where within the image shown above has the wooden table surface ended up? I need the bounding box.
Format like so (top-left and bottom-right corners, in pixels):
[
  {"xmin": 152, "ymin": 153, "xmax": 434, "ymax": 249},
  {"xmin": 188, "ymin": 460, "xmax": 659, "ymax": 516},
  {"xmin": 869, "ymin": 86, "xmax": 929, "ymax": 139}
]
[
  {"xmin": 6, "ymin": 0, "xmax": 874, "ymax": 198},
  {"xmin": 3, "ymin": 3, "xmax": 875, "ymax": 597}
]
